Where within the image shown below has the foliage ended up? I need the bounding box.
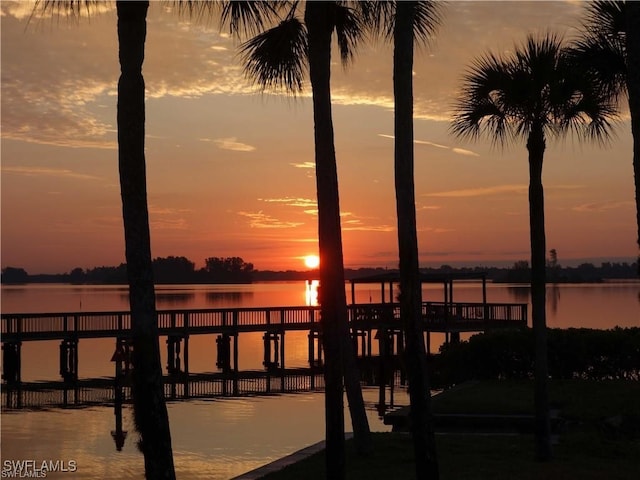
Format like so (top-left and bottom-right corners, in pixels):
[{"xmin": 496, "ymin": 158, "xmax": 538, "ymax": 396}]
[
  {"xmin": 432, "ymin": 327, "xmax": 640, "ymax": 387},
  {"xmin": 203, "ymin": 256, "xmax": 254, "ymax": 283}
]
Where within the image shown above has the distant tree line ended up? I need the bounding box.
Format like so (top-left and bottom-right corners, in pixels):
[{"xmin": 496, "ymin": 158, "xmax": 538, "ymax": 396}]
[
  {"xmin": 1, "ymin": 257, "xmax": 637, "ymax": 285},
  {"xmin": 1, "ymin": 256, "xmax": 255, "ymax": 284}
]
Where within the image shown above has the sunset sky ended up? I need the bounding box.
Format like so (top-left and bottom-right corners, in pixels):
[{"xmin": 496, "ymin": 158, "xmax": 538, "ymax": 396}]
[{"xmin": 1, "ymin": 1, "xmax": 637, "ymax": 274}]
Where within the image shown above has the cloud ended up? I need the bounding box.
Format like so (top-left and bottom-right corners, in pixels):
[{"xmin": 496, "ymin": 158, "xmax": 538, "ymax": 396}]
[
  {"xmin": 425, "ymin": 184, "xmax": 586, "ymax": 198},
  {"xmin": 212, "ymin": 137, "xmax": 256, "ymax": 152},
  {"xmin": 259, "ymin": 197, "xmax": 317, "ymax": 208},
  {"xmin": 572, "ymin": 200, "xmax": 634, "ymax": 213},
  {"xmin": 341, "ymin": 215, "xmax": 395, "ymax": 232},
  {"xmin": 451, "ymin": 147, "xmax": 480, "ymax": 157},
  {"xmin": 237, "ymin": 211, "xmax": 304, "ymax": 229},
  {"xmin": 148, "ymin": 205, "xmax": 192, "ymax": 230},
  {"xmin": 425, "ymin": 184, "xmax": 528, "ymax": 198},
  {"xmin": 378, "ymin": 134, "xmax": 480, "ymax": 157},
  {"xmin": 420, "ymin": 226, "xmax": 456, "ymax": 234},
  {"xmin": 290, "ymin": 161, "xmax": 315, "ymax": 169},
  {"xmin": 1, "ymin": 166, "xmax": 102, "ymax": 181}
]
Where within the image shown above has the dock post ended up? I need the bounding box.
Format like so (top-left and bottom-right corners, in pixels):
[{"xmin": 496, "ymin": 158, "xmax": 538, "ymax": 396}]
[
  {"xmin": 377, "ymin": 329, "xmax": 386, "ymax": 415},
  {"xmin": 59, "ymin": 339, "xmax": 78, "ymax": 383},
  {"xmin": 166, "ymin": 336, "xmax": 182, "ymax": 374},
  {"xmin": 216, "ymin": 334, "xmax": 232, "ymax": 373},
  {"xmin": 280, "ymin": 330, "xmax": 285, "ymax": 392},
  {"xmin": 2, "ymin": 342, "xmax": 22, "ymax": 385},
  {"xmin": 263, "ymin": 332, "xmax": 280, "ymax": 370},
  {"xmin": 308, "ymin": 330, "xmax": 315, "ymax": 365},
  {"xmin": 183, "ymin": 335, "xmax": 190, "ymax": 398}
]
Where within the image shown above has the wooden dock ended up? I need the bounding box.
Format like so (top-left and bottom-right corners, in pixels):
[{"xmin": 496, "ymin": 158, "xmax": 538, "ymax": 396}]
[
  {"xmin": 1, "ymin": 301, "xmax": 527, "ymax": 387},
  {"xmin": 1, "ymin": 302, "xmax": 526, "ymax": 342}
]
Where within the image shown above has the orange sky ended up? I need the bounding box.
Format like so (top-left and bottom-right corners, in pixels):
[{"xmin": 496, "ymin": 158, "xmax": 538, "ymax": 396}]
[{"xmin": 1, "ymin": 1, "xmax": 637, "ymax": 274}]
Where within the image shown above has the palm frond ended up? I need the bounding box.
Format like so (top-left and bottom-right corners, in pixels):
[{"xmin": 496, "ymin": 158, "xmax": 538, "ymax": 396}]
[
  {"xmin": 412, "ymin": 1, "xmax": 443, "ymax": 47},
  {"xmin": 572, "ymin": 29, "xmax": 627, "ymax": 102},
  {"xmin": 240, "ymin": 16, "xmax": 308, "ymax": 93},
  {"xmin": 450, "ymin": 52, "xmax": 517, "ymax": 147},
  {"xmin": 583, "ymin": 0, "xmax": 626, "ymax": 38},
  {"xmin": 220, "ymin": 0, "xmax": 289, "ymax": 37},
  {"xmin": 359, "ymin": 0, "xmax": 442, "ymax": 47},
  {"xmin": 174, "ymin": 0, "xmax": 291, "ymax": 38},
  {"xmin": 358, "ymin": 0, "xmax": 395, "ymax": 42},
  {"xmin": 451, "ymin": 32, "xmax": 619, "ymax": 150},
  {"xmin": 31, "ymin": 0, "xmax": 104, "ymax": 23},
  {"xmin": 331, "ymin": 3, "xmax": 365, "ymax": 67}
]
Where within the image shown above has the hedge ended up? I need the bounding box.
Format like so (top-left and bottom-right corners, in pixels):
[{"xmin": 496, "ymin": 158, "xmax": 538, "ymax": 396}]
[{"xmin": 430, "ymin": 327, "xmax": 640, "ymax": 388}]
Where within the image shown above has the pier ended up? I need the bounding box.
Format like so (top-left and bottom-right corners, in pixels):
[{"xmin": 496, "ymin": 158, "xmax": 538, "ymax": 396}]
[{"xmin": 2, "ymin": 274, "xmax": 527, "ymax": 397}]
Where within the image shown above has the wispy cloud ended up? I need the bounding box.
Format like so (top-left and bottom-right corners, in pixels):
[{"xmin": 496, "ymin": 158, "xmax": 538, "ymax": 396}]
[
  {"xmin": 425, "ymin": 184, "xmax": 528, "ymax": 198},
  {"xmin": 1, "ymin": 166, "xmax": 102, "ymax": 181},
  {"xmin": 341, "ymin": 214, "xmax": 395, "ymax": 232},
  {"xmin": 378, "ymin": 134, "xmax": 480, "ymax": 157},
  {"xmin": 210, "ymin": 137, "xmax": 256, "ymax": 152},
  {"xmin": 572, "ymin": 200, "xmax": 634, "ymax": 213},
  {"xmin": 451, "ymin": 148, "xmax": 480, "ymax": 157},
  {"xmin": 148, "ymin": 205, "xmax": 192, "ymax": 230},
  {"xmin": 419, "ymin": 226, "xmax": 456, "ymax": 233},
  {"xmin": 237, "ymin": 211, "xmax": 304, "ymax": 229},
  {"xmin": 259, "ymin": 197, "xmax": 317, "ymax": 208},
  {"xmin": 290, "ymin": 161, "xmax": 315, "ymax": 169},
  {"xmin": 425, "ymin": 184, "xmax": 586, "ymax": 198}
]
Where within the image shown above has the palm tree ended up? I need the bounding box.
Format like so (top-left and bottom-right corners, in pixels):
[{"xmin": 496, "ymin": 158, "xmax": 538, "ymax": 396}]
[
  {"xmin": 451, "ymin": 34, "xmax": 617, "ymax": 461},
  {"xmin": 35, "ymin": 2, "xmax": 280, "ymax": 478},
  {"xmin": 574, "ymin": 1, "xmax": 640, "ymax": 273},
  {"xmin": 241, "ymin": 2, "xmax": 372, "ymax": 476},
  {"xmin": 362, "ymin": 1, "xmax": 442, "ymax": 477}
]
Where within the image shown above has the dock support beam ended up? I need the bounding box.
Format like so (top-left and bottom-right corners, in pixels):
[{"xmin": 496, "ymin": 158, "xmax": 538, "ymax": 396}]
[
  {"xmin": 166, "ymin": 335, "xmax": 184, "ymax": 375},
  {"xmin": 216, "ymin": 334, "xmax": 232, "ymax": 373},
  {"xmin": 263, "ymin": 332, "xmax": 281, "ymax": 370},
  {"xmin": 2, "ymin": 342, "xmax": 22, "ymax": 385},
  {"xmin": 59, "ymin": 339, "xmax": 78, "ymax": 382},
  {"xmin": 308, "ymin": 330, "xmax": 322, "ymax": 367}
]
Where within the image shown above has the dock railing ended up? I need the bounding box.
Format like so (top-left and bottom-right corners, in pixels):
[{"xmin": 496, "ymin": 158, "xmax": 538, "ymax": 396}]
[{"xmin": 1, "ymin": 302, "xmax": 526, "ymax": 342}]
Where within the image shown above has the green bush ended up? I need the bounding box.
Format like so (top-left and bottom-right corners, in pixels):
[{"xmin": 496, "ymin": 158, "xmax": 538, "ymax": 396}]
[{"xmin": 431, "ymin": 327, "xmax": 640, "ymax": 387}]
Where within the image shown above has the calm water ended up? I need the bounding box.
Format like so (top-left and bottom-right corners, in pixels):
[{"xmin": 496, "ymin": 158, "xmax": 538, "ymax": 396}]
[{"xmin": 1, "ymin": 281, "xmax": 639, "ymax": 479}]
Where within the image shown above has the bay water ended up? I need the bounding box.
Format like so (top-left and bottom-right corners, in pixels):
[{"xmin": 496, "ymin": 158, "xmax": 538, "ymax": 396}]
[{"xmin": 1, "ymin": 281, "xmax": 638, "ymax": 479}]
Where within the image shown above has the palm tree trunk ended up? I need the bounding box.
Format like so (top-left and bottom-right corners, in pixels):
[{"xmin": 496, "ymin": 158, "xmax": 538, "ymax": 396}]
[
  {"xmin": 116, "ymin": 2, "xmax": 176, "ymax": 478},
  {"xmin": 626, "ymin": 1, "xmax": 640, "ymax": 275},
  {"xmin": 305, "ymin": 4, "xmax": 346, "ymax": 478},
  {"xmin": 394, "ymin": 3, "xmax": 439, "ymax": 478},
  {"xmin": 527, "ymin": 127, "xmax": 552, "ymax": 462}
]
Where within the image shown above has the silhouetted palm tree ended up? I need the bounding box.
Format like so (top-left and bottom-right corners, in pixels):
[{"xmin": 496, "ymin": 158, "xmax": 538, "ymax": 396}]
[
  {"xmin": 451, "ymin": 34, "xmax": 617, "ymax": 461},
  {"xmin": 362, "ymin": 1, "xmax": 442, "ymax": 477},
  {"xmin": 35, "ymin": 2, "xmax": 279, "ymax": 478},
  {"xmin": 574, "ymin": 0, "xmax": 640, "ymax": 273},
  {"xmin": 241, "ymin": 2, "xmax": 372, "ymax": 477}
]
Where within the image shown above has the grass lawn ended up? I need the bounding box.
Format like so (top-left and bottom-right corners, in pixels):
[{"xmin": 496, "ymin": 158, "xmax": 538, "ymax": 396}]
[{"xmin": 259, "ymin": 380, "xmax": 640, "ymax": 480}]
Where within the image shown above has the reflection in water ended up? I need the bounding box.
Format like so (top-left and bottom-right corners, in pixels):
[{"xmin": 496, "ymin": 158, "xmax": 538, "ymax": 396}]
[
  {"xmin": 549, "ymin": 284, "xmax": 561, "ymax": 315},
  {"xmin": 507, "ymin": 284, "xmax": 562, "ymax": 315},
  {"xmin": 204, "ymin": 291, "xmax": 251, "ymax": 306},
  {"xmin": 507, "ymin": 285, "xmax": 530, "ymax": 303},
  {"xmin": 305, "ymin": 280, "xmax": 319, "ymax": 306},
  {"xmin": 156, "ymin": 293, "xmax": 196, "ymax": 307}
]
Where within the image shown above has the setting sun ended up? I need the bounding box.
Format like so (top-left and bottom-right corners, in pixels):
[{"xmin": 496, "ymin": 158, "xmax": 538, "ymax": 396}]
[{"xmin": 303, "ymin": 255, "xmax": 320, "ymax": 269}]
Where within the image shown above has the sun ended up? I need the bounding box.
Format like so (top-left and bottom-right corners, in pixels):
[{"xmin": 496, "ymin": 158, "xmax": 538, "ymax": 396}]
[{"xmin": 303, "ymin": 255, "xmax": 320, "ymax": 269}]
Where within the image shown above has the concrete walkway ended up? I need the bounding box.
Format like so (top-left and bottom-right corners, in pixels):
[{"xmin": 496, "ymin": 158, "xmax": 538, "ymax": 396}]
[{"xmin": 230, "ymin": 434, "xmax": 353, "ymax": 480}]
